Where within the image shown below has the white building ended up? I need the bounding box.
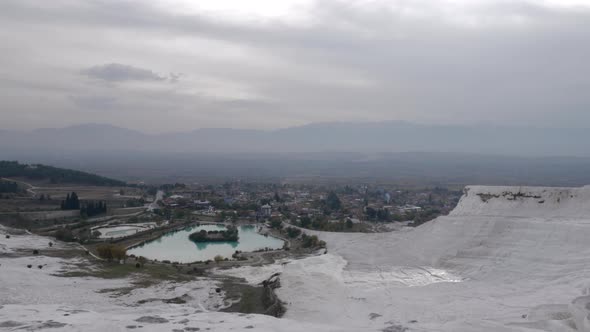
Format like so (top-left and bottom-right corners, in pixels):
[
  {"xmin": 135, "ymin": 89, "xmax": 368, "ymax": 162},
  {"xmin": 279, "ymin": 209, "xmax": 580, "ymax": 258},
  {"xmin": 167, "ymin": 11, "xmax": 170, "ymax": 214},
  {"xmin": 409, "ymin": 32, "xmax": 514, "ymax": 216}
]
[{"xmin": 261, "ymin": 204, "xmax": 272, "ymax": 217}]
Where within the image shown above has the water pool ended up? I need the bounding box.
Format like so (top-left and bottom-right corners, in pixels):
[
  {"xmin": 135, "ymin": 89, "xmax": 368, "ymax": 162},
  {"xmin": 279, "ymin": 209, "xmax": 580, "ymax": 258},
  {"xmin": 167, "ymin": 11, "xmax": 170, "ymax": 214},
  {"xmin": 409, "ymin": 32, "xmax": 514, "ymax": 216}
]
[{"xmin": 127, "ymin": 224, "xmax": 284, "ymax": 263}]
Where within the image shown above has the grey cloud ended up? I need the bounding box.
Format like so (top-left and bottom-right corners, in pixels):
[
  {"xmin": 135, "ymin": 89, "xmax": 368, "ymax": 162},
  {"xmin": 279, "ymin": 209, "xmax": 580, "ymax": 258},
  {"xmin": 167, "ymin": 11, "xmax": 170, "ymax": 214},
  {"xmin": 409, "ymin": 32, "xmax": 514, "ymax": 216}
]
[
  {"xmin": 168, "ymin": 73, "xmax": 183, "ymax": 83},
  {"xmin": 1, "ymin": 0, "xmax": 590, "ymax": 132},
  {"xmin": 80, "ymin": 63, "xmax": 166, "ymax": 82},
  {"xmin": 70, "ymin": 95, "xmax": 117, "ymax": 110}
]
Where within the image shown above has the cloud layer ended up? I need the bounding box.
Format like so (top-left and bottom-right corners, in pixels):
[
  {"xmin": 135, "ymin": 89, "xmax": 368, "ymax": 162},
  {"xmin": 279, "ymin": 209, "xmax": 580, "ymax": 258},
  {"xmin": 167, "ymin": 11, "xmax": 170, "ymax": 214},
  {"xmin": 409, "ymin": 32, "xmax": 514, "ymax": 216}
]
[
  {"xmin": 81, "ymin": 63, "xmax": 166, "ymax": 82},
  {"xmin": 0, "ymin": 0, "xmax": 589, "ymax": 133}
]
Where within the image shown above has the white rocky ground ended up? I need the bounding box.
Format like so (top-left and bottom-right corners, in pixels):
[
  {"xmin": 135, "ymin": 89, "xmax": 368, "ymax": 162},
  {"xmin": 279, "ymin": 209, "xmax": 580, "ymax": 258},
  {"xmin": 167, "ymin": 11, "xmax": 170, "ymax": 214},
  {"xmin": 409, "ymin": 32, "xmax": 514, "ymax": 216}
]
[
  {"xmin": 0, "ymin": 227, "xmax": 352, "ymax": 331},
  {"xmin": 225, "ymin": 185, "xmax": 590, "ymax": 331},
  {"xmin": 2, "ymin": 185, "xmax": 590, "ymax": 331}
]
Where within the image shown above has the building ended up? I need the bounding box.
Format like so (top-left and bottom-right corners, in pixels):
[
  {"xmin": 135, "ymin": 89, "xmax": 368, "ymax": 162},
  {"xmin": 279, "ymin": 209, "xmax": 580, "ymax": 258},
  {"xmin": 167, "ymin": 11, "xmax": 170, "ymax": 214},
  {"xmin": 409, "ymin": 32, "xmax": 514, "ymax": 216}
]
[{"xmin": 260, "ymin": 204, "xmax": 272, "ymax": 217}]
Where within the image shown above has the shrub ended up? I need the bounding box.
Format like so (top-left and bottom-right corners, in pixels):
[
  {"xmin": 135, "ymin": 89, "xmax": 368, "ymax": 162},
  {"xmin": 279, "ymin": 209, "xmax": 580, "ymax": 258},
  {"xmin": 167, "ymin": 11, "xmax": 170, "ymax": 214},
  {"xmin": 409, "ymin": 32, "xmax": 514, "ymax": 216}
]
[
  {"xmin": 138, "ymin": 256, "xmax": 147, "ymax": 267},
  {"xmin": 96, "ymin": 244, "xmax": 127, "ymax": 262},
  {"xmin": 27, "ymin": 264, "xmax": 32, "ymax": 268},
  {"xmin": 54, "ymin": 228, "xmax": 75, "ymax": 242},
  {"xmin": 33, "ymin": 249, "xmax": 39, "ymax": 255},
  {"xmin": 214, "ymin": 255, "xmax": 224, "ymax": 263},
  {"xmin": 301, "ymin": 234, "xmax": 321, "ymax": 248},
  {"xmin": 48, "ymin": 242, "xmax": 53, "ymax": 247},
  {"xmin": 285, "ymin": 227, "xmax": 301, "ymax": 238},
  {"xmin": 269, "ymin": 219, "xmax": 283, "ymax": 229},
  {"xmin": 5, "ymin": 235, "xmax": 10, "ymax": 239}
]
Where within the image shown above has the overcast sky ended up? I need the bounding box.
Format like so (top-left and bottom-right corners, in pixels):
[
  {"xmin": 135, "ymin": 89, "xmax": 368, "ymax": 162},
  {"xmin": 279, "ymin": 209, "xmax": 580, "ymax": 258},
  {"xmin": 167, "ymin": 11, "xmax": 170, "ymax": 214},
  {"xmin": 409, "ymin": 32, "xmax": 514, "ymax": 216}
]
[{"xmin": 1, "ymin": 0, "xmax": 589, "ymax": 133}]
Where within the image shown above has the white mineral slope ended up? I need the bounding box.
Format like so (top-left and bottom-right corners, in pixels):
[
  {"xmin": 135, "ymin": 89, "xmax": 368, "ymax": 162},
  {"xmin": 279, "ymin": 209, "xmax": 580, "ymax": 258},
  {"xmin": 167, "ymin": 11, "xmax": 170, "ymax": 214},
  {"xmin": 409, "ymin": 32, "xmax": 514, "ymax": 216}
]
[
  {"xmin": 226, "ymin": 185, "xmax": 590, "ymax": 331},
  {"xmin": 4, "ymin": 185, "xmax": 590, "ymax": 331},
  {"xmin": 451, "ymin": 185, "xmax": 590, "ymax": 218},
  {"xmin": 0, "ymin": 227, "xmax": 356, "ymax": 332}
]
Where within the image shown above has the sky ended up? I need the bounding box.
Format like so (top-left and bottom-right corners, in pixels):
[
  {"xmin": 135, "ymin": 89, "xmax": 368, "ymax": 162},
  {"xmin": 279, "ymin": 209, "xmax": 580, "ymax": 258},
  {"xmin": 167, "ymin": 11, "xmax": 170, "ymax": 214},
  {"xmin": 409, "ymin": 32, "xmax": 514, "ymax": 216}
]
[{"xmin": 1, "ymin": 0, "xmax": 590, "ymax": 133}]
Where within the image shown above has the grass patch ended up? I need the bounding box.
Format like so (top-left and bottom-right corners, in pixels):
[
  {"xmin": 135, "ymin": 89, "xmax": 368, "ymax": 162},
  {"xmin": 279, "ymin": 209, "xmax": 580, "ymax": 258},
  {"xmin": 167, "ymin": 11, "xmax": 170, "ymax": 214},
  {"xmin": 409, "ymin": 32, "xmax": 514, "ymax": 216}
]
[
  {"xmin": 58, "ymin": 261, "xmax": 196, "ymax": 296},
  {"xmin": 236, "ymin": 287, "xmax": 264, "ymax": 313},
  {"xmin": 221, "ymin": 279, "xmax": 267, "ymax": 315},
  {"xmin": 59, "ymin": 261, "xmax": 192, "ymax": 284}
]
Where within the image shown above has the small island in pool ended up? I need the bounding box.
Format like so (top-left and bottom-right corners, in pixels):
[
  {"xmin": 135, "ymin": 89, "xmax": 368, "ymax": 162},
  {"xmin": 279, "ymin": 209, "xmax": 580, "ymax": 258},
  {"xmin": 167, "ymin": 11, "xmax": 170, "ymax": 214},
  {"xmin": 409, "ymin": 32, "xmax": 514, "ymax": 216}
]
[{"xmin": 189, "ymin": 225, "xmax": 239, "ymax": 242}]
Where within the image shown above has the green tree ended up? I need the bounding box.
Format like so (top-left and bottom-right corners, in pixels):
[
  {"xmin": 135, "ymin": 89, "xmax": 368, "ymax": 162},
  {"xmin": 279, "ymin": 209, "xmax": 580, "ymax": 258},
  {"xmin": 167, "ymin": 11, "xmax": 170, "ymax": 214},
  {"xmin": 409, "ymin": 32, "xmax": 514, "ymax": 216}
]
[
  {"xmin": 299, "ymin": 216, "xmax": 312, "ymax": 229},
  {"xmin": 326, "ymin": 191, "xmax": 342, "ymax": 211},
  {"xmin": 270, "ymin": 218, "xmax": 283, "ymax": 229},
  {"xmin": 346, "ymin": 218, "xmax": 354, "ymax": 228},
  {"xmin": 286, "ymin": 227, "xmax": 301, "ymax": 238}
]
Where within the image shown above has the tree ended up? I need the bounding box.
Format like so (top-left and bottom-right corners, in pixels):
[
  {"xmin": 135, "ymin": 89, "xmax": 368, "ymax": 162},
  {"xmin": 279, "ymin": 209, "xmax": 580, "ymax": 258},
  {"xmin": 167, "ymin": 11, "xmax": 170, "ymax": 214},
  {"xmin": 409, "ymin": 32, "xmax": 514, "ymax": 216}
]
[
  {"xmin": 299, "ymin": 216, "xmax": 312, "ymax": 229},
  {"xmin": 286, "ymin": 227, "xmax": 301, "ymax": 238},
  {"xmin": 137, "ymin": 256, "xmax": 147, "ymax": 267},
  {"xmin": 61, "ymin": 192, "xmax": 80, "ymax": 210},
  {"xmin": 81, "ymin": 200, "xmax": 107, "ymax": 217},
  {"xmin": 54, "ymin": 228, "xmax": 75, "ymax": 242},
  {"xmin": 174, "ymin": 209, "xmax": 186, "ymax": 219},
  {"xmin": 270, "ymin": 218, "xmax": 283, "ymax": 229},
  {"xmin": 346, "ymin": 218, "xmax": 354, "ymax": 228},
  {"xmin": 0, "ymin": 161, "xmax": 126, "ymax": 186},
  {"xmin": 0, "ymin": 180, "xmax": 18, "ymax": 193},
  {"xmin": 97, "ymin": 244, "xmax": 127, "ymax": 262},
  {"xmin": 326, "ymin": 191, "xmax": 342, "ymax": 211},
  {"xmin": 71, "ymin": 192, "xmax": 80, "ymax": 209},
  {"xmin": 301, "ymin": 234, "xmax": 321, "ymax": 248}
]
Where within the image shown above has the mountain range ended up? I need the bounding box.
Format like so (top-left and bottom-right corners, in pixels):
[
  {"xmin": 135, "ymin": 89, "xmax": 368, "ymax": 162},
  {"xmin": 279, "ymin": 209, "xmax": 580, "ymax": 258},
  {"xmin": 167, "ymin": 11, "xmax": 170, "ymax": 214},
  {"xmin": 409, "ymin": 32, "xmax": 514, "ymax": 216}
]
[{"xmin": 1, "ymin": 122, "xmax": 588, "ymax": 156}]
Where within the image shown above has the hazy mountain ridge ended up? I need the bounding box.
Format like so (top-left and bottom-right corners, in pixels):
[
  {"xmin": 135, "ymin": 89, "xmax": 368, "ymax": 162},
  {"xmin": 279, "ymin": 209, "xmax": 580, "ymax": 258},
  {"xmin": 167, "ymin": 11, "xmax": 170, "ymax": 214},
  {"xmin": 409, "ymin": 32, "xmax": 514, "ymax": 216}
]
[{"xmin": 1, "ymin": 122, "xmax": 589, "ymax": 156}]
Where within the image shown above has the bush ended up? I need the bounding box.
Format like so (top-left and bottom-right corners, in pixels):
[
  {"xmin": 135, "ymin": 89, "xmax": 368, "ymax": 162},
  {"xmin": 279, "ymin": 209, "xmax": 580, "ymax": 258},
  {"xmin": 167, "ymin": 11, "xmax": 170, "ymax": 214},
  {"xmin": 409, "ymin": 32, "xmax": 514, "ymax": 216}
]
[
  {"xmin": 285, "ymin": 227, "xmax": 301, "ymax": 238},
  {"xmin": 54, "ymin": 228, "xmax": 75, "ymax": 242},
  {"xmin": 33, "ymin": 249, "xmax": 39, "ymax": 255},
  {"xmin": 214, "ymin": 255, "xmax": 224, "ymax": 263},
  {"xmin": 269, "ymin": 219, "xmax": 283, "ymax": 229},
  {"xmin": 138, "ymin": 256, "xmax": 147, "ymax": 267},
  {"xmin": 301, "ymin": 234, "xmax": 321, "ymax": 248},
  {"xmin": 96, "ymin": 244, "xmax": 127, "ymax": 261}
]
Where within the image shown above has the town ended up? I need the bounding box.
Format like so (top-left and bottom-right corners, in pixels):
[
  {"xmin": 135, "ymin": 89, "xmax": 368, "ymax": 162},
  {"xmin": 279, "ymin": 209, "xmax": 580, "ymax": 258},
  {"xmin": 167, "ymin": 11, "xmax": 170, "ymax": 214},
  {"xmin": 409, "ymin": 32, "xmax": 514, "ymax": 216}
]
[{"xmin": 153, "ymin": 181, "xmax": 462, "ymax": 232}]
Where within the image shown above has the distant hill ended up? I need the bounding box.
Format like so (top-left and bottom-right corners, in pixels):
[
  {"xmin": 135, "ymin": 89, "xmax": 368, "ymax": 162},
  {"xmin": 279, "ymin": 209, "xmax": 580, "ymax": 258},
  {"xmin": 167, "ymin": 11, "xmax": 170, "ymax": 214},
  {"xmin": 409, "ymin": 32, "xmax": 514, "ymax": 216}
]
[
  {"xmin": 0, "ymin": 160, "xmax": 126, "ymax": 186},
  {"xmin": 1, "ymin": 122, "xmax": 590, "ymax": 156}
]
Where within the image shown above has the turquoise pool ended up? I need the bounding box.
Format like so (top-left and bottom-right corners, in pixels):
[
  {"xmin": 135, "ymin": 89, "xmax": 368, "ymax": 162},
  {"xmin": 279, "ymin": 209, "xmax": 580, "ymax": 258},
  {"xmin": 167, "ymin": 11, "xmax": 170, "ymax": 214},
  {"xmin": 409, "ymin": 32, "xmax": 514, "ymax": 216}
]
[{"xmin": 127, "ymin": 224, "xmax": 284, "ymax": 263}]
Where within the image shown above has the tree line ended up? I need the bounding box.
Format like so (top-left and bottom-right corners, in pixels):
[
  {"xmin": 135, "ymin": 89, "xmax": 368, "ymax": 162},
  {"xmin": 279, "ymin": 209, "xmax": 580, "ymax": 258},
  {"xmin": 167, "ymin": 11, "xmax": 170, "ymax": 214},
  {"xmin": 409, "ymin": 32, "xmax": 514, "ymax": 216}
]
[
  {"xmin": 0, "ymin": 161, "xmax": 126, "ymax": 186},
  {"xmin": 81, "ymin": 201, "xmax": 107, "ymax": 217},
  {"xmin": 61, "ymin": 191, "xmax": 107, "ymax": 217},
  {"xmin": 0, "ymin": 180, "xmax": 18, "ymax": 193},
  {"xmin": 61, "ymin": 192, "xmax": 80, "ymax": 210}
]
